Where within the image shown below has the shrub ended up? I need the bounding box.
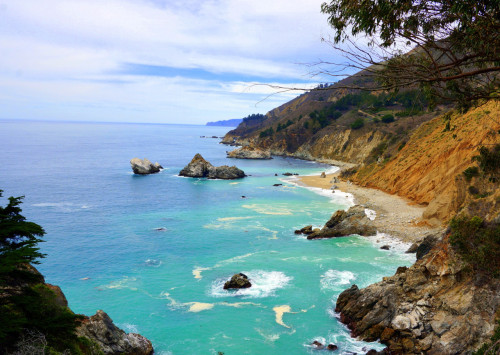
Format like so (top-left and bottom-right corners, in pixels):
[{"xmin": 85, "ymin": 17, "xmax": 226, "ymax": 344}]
[
  {"xmin": 350, "ymin": 118, "xmax": 364, "ymax": 130},
  {"xmin": 463, "ymin": 166, "xmax": 480, "ymax": 181},
  {"xmin": 449, "ymin": 216, "xmax": 500, "ymax": 277},
  {"xmin": 473, "ymin": 144, "xmax": 500, "ymax": 182},
  {"xmin": 381, "ymin": 114, "xmax": 395, "ymax": 123}
]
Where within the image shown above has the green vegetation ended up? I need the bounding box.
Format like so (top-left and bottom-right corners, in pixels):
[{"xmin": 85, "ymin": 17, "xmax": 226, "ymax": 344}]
[
  {"xmin": 242, "ymin": 113, "xmax": 266, "ymax": 124},
  {"xmin": 463, "ymin": 167, "xmax": 480, "ymax": 181},
  {"xmin": 381, "ymin": 114, "xmax": 394, "ymax": 123},
  {"xmin": 276, "ymin": 119, "xmax": 293, "ymax": 132},
  {"xmin": 259, "ymin": 127, "xmax": 274, "ymax": 138},
  {"xmin": 0, "ymin": 190, "xmax": 85, "ymax": 354},
  {"xmin": 449, "ymin": 216, "xmax": 500, "ymax": 277},
  {"xmin": 473, "ymin": 144, "xmax": 500, "ymax": 182},
  {"xmin": 350, "ymin": 118, "xmax": 364, "ymax": 130}
]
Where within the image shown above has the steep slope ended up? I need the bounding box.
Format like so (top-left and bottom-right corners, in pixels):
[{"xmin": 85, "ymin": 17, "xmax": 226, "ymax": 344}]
[{"xmin": 352, "ymin": 101, "xmax": 500, "ymax": 224}]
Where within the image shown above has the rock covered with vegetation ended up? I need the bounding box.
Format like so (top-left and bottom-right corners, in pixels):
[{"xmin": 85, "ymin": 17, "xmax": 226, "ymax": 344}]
[
  {"xmin": 179, "ymin": 153, "xmax": 245, "ymax": 179},
  {"xmin": 226, "ymin": 146, "xmax": 272, "ymax": 159},
  {"xmin": 130, "ymin": 158, "xmax": 162, "ymax": 175},
  {"xmin": 0, "ymin": 190, "xmax": 154, "ymax": 354}
]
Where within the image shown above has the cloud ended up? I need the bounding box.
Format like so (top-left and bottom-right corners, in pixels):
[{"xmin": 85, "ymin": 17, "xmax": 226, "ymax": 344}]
[{"xmin": 0, "ymin": 0, "xmax": 340, "ymax": 123}]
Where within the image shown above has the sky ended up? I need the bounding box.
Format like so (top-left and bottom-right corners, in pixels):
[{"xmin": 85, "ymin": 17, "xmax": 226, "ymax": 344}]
[{"xmin": 0, "ymin": 0, "xmax": 346, "ymax": 124}]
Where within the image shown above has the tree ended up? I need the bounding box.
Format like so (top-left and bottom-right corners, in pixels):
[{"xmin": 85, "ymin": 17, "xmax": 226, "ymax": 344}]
[
  {"xmin": 0, "ymin": 190, "xmax": 46, "ymax": 277},
  {"xmin": 318, "ymin": 0, "xmax": 500, "ymax": 108}
]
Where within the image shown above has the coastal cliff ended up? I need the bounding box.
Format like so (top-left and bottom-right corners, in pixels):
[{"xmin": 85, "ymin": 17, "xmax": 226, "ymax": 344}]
[{"xmin": 223, "ymin": 78, "xmax": 500, "ymax": 353}]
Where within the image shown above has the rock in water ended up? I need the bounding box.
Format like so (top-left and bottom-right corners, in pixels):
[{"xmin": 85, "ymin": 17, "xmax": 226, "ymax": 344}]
[
  {"xmin": 130, "ymin": 158, "xmax": 162, "ymax": 175},
  {"xmin": 307, "ymin": 205, "xmax": 376, "ymax": 239},
  {"xmin": 76, "ymin": 310, "xmax": 154, "ymax": 355},
  {"xmin": 179, "ymin": 153, "xmax": 245, "ymax": 179},
  {"xmin": 223, "ymin": 273, "xmax": 252, "ymax": 289},
  {"xmin": 226, "ymin": 146, "xmax": 272, "ymax": 159}
]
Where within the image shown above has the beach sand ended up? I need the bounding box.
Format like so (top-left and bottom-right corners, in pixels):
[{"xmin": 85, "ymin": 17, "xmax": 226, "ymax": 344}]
[{"xmin": 297, "ymin": 172, "xmax": 442, "ymax": 244}]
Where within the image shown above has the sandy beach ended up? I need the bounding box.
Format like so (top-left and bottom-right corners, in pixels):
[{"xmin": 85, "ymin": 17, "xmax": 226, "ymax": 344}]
[{"xmin": 297, "ymin": 172, "xmax": 442, "ymax": 244}]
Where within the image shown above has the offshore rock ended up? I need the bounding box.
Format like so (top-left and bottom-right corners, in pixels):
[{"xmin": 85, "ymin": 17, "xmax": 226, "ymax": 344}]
[
  {"xmin": 223, "ymin": 273, "xmax": 252, "ymax": 289},
  {"xmin": 308, "ymin": 205, "xmax": 376, "ymax": 239},
  {"xmin": 76, "ymin": 310, "xmax": 154, "ymax": 355},
  {"xmin": 227, "ymin": 146, "xmax": 272, "ymax": 159},
  {"xmin": 130, "ymin": 158, "xmax": 162, "ymax": 175},
  {"xmin": 334, "ymin": 233, "xmax": 500, "ymax": 354},
  {"xmin": 179, "ymin": 153, "xmax": 245, "ymax": 179}
]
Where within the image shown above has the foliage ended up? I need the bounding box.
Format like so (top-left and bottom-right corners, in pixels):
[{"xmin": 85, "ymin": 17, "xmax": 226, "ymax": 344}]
[
  {"xmin": 276, "ymin": 120, "xmax": 294, "ymax": 132},
  {"xmin": 259, "ymin": 127, "xmax": 274, "ymax": 138},
  {"xmin": 320, "ymin": 0, "xmax": 500, "ymax": 106},
  {"xmin": 0, "ymin": 191, "xmax": 83, "ymax": 354},
  {"xmin": 350, "ymin": 118, "xmax": 364, "ymax": 130},
  {"xmin": 463, "ymin": 166, "xmax": 480, "ymax": 181},
  {"xmin": 473, "ymin": 320, "xmax": 500, "ymax": 355},
  {"xmin": 381, "ymin": 114, "xmax": 395, "ymax": 123},
  {"xmin": 472, "ymin": 144, "xmax": 500, "ymax": 182},
  {"xmin": 449, "ymin": 216, "xmax": 500, "ymax": 277},
  {"xmin": 0, "ymin": 190, "xmax": 46, "ymax": 278},
  {"xmin": 242, "ymin": 113, "xmax": 266, "ymax": 124}
]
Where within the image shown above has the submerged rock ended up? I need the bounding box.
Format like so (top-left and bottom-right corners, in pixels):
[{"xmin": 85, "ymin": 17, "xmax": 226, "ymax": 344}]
[
  {"xmin": 223, "ymin": 273, "xmax": 252, "ymax": 289},
  {"xmin": 307, "ymin": 205, "xmax": 376, "ymax": 239},
  {"xmin": 130, "ymin": 158, "xmax": 162, "ymax": 175},
  {"xmin": 179, "ymin": 153, "xmax": 245, "ymax": 179},
  {"xmin": 76, "ymin": 310, "xmax": 154, "ymax": 355},
  {"xmin": 227, "ymin": 146, "xmax": 272, "ymax": 159}
]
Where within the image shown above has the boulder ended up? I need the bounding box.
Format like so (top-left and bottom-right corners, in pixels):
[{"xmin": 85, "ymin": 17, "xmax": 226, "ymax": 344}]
[
  {"xmin": 227, "ymin": 146, "xmax": 272, "ymax": 159},
  {"xmin": 416, "ymin": 234, "xmax": 438, "ymax": 260},
  {"xmin": 76, "ymin": 310, "xmax": 153, "ymax": 355},
  {"xmin": 380, "ymin": 245, "xmax": 390, "ymax": 250},
  {"xmin": 294, "ymin": 225, "xmax": 314, "ymax": 235},
  {"xmin": 320, "ymin": 172, "xmax": 327, "ymax": 178},
  {"xmin": 326, "ymin": 343, "xmax": 338, "ymax": 351},
  {"xmin": 179, "ymin": 154, "xmax": 245, "ymax": 179},
  {"xmin": 223, "ymin": 273, "xmax": 252, "ymax": 289},
  {"xmin": 307, "ymin": 205, "xmax": 377, "ymax": 239},
  {"xmin": 130, "ymin": 158, "xmax": 162, "ymax": 175}
]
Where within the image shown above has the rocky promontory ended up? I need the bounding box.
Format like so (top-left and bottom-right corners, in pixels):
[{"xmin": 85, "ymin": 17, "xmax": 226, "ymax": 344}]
[
  {"xmin": 179, "ymin": 153, "xmax": 245, "ymax": 179},
  {"xmin": 76, "ymin": 310, "xmax": 153, "ymax": 355},
  {"xmin": 335, "ymin": 233, "xmax": 499, "ymax": 354},
  {"xmin": 130, "ymin": 158, "xmax": 163, "ymax": 175},
  {"xmin": 298, "ymin": 205, "xmax": 376, "ymax": 239},
  {"xmin": 227, "ymin": 146, "xmax": 272, "ymax": 159}
]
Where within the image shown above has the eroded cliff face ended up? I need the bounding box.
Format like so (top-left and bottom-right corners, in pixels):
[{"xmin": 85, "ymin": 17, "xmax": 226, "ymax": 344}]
[
  {"xmin": 352, "ymin": 101, "xmax": 500, "ymax": 224},
  {"xmin": 335, "ymin": 234, "xmax": 499, "ymax": 354}
]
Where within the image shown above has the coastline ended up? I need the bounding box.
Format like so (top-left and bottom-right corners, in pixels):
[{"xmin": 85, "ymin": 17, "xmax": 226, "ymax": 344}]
[{"xmin": 296, "ymin": 171, "xmax": 442, "ymax": 244}]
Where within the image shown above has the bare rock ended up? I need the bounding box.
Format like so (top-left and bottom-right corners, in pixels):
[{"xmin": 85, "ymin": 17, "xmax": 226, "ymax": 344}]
[
  {"xmin": 223, "ymin": 273, "xmax": 252, "ymax": 289},
  {"xmin": 320, "ymin": 171, "xmax": 327, "ymax": 178},
  {"xmin": 130, "ymin": 158, "xmax": 162, "ymax": 175},
  {"xmin": 308, "ymin": 205, "xmax": 377, "ymax": 239},
  {"xmin": 294, "ymin": 225, "xmax": 313, "ymax": 235},
  {"xmin": 76, "ymin": 310, "xmax": 154, "ymax": 355},
  {"xmin": 227, "ymin": 146, "xmax": 272, "ymax": 159},
  {"xmin": 179, "ymin": 153, "xmax": 245, "ymax": 179}
]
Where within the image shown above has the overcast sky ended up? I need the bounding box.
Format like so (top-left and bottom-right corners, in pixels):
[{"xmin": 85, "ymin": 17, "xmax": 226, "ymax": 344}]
[{"xmin": 0, "ymin": 0, "xmax": 345, "ymax": 124}]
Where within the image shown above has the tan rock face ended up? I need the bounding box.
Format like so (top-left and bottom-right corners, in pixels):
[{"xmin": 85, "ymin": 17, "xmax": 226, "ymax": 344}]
[
  {"xmin": 130, "ymin": 158, "xmax": 162, "ymax": 175},
  {"xmin": 334, "ymin": 234, "xmax": 500, "ymax": 354},
  {"xmin": 227, "ymin": 146, "xmax": 272, "ymax": 159},
  {"xmin": 76, "ymin": 310, "xmax": 154, "ymax": 355}
]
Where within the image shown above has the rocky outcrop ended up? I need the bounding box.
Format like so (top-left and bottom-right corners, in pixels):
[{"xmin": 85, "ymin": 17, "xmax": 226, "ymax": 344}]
[
  {"xmin": 76, "ymin": 310, "xmax": 153, "ymax": 355},
  {"xmin": 335, "ymin": 234, "xmax": 500, "ymax": 354},
  {"xmin": 223, "ymin": 273, "xmax": 252, "ymax": 289},
  {"xmin": 305, "ymin": 205, "xmax": 376, "ymax": 239},
  {"xmin": 179, "ymin": 153, "xmax": 245, "ymax": 179},
  {"xmin": 130, "ymin": 158, "xmax": 162, "ymax": 175},
  {"xmin": 227, "ymin": 146, "xmax": 272, "ymax": 159}
]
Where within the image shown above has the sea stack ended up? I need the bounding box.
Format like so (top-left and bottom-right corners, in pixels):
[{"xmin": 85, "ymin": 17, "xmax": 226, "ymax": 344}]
[
  {"xmin": 130, "ymin": 158, "xmax": 163, "ymax": 175},
  {"xmin": 179, "ymin": 153, "xmax": 245, "ymax": 179},
  {"xmin": 223, "ymin": 273, "xmax": 252, "ymax": 289}
]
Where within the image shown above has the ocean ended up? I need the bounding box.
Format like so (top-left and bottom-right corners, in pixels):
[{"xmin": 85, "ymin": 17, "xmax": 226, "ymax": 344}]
[{"xmin": 0, "ymin": 120, "xmax": 414, "ymax": 354}]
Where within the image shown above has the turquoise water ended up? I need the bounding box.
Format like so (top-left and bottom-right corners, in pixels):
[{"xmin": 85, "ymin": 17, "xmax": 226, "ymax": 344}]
[{"xmin": 0, "ymin": 120, "xmax": 414, "ymax": 354}]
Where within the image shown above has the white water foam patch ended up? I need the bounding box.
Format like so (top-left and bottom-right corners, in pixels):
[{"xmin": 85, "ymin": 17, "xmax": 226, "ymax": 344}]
[
  {"xmin": 32, "ymin": 202, "xmax": 92, "ymax": 212},
  {"xmin": 242, "ymin": 204, "xmax": 293, "ymax": 215},
  {"xmin": 210, "ymin": 270, "xmax": 292, "ymax": 298},
  {"xmin": 366, "ymin": 232, "xmax": 416, "ymax": 257},
  {"xmin": 97, "ymin": 276, "xmax": 138, "ymax": 291},
  {"xmin": 365, "ymin": 208, "xmax": 376, "ymax": 220},
  {"xmin": 320, "ymin": 270, "xmax": 356, "ymax": 291},
  {"xmin": 285, "ymin": 178, "xmax": 355, "ymax": 207}
]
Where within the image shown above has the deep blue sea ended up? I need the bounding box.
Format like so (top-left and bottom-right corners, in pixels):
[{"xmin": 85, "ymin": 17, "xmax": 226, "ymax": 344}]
[{"xmin": 0, "ymin": 120, "xmax": 414, "ymax": 354}]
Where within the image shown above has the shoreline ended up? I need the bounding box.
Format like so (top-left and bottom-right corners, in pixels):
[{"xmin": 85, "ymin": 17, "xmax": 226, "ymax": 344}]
[{"xmin": 295, "ymin": 171, "xmax": 442, "ymax": 244}]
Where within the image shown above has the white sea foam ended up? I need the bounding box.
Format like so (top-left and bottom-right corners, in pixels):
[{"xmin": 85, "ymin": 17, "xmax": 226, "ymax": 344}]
[
  {"xmin": 98, "ymin": 276, "xmax": 137, "ymax": 291},
  {"xmin": 285, "ymin": 178, "xmax": 355, "ymax": 207},
  {"xmin": 145, "ymin": 259, "xmax": 162, "ymax": 267},
  {"xmin": 320, "ymin": 270, "xmax": 356, "ymax": 291},
  {"xmin": 210, "ymin": 270, "xmax": 292, "ymax": 298},
  {"xmin": 364, "ymin": 208, "xmax": 376, "ymax": 220},
  {"xmin": 117, "ymin": 323, "xmax": 138, "ymax": 333},
  {"xmin": 366, "ymin": 232, "xmax": 415, "ymax": 256},
  {"xmin": 32, "ymin": 202, "xmax": 92, "ymax": 212}
]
